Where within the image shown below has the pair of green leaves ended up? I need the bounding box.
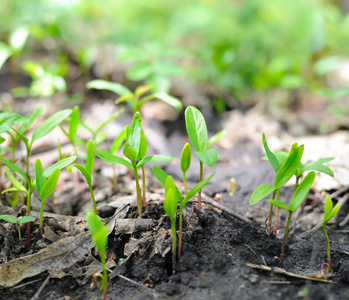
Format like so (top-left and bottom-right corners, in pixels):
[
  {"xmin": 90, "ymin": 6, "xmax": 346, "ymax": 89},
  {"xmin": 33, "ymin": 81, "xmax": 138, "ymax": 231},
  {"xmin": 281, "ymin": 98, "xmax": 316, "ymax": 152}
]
[
  {"xmin": 152, "ymin": 165, "xmax": 214, "ymax": 211},
  {"xmin": 323, "ymin": 195, "xmax": 340, "ymax": 226},
  {"xmin": 0, "ymin": 215, "xmax": 36, "ymax": 240},
  {"xmin": 86, "ymin": 80, "xmax": 182, "ymax": 113},
  {"xmin": 185, "ymin": 106, "xmax": 220, "ymax": 168},
  {"xmin": 250, "ymin": 139, "xmax": 305, "ymax": 205}
]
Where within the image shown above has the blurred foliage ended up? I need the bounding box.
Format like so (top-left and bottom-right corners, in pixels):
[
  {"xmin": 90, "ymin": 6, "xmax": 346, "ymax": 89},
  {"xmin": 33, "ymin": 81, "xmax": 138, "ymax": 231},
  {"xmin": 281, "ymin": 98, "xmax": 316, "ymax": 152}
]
[{"xmin": 1, "ymin": 0, "xmax": 349, "ymax": 105}]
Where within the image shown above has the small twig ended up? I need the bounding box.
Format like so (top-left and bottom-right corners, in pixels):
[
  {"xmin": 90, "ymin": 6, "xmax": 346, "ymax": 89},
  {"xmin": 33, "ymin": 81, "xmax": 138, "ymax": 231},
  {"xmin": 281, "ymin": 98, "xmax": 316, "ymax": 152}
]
[{"xmin": 246, "ymin": 263, "xmax": 336, "ymax": 283}]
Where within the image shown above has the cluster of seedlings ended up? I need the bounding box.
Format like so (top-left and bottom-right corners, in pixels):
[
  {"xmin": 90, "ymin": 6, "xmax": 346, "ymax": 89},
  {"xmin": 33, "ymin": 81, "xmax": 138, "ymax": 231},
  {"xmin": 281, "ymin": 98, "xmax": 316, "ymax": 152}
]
[{"xmin": 0, "ymin": 99, "xmax": 338, "ymax": 298}]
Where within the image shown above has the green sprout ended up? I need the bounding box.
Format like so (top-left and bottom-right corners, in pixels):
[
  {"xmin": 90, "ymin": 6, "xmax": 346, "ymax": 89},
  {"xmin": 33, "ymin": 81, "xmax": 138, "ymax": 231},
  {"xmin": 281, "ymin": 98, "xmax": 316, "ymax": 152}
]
[
  {"xmin": 95, "ymin": 112, "xmax": 174, "ymax": 215},
  {"xmin": 152, "ymin": 165, "xmax": 214, "ymax": 258},
  {"xmin": 322, "ymin": 195, "xmax": 340, "ymax": 272},
  {"xmin": 0, "ymin": 215, "xmax": 36, "ymax": 240},
  {"xmin": 180, "ymin": 142, "xmax": 191, "ymax": 194},
  {"xmin": 68, "ymin": 140, "xmax": 97, "ymax": 214},
  {"xmin": 60, "ymin": 105, "xmax": 80, "ymax": 156},
  {"xmin": 86, "ymin": 80, "xmax": 182, "ymax": 113},
  {"xmin": 163, "ymin": 175, "xmax": 178, "ymax": 272},
  {"xmin": 250, "ymin": 133, "xmax": 304, "ymax": 234},
  {"xmin": 268, "ymin": 171, "xmax": 315, "ymax": 261},
  {"xmin": 35, "ymin": 159, "xmax": 60, "ymax": 233},
  {"xmin": 185, "ymin": 106, "xmax": 225, "ymax": 211},
  {"xmin": 1, "ymin": 156, "xmax": 75, "ymax": 244},
  {"xmin": 86, "ymin": 211, "xmax": 109, "ymax": 300}
]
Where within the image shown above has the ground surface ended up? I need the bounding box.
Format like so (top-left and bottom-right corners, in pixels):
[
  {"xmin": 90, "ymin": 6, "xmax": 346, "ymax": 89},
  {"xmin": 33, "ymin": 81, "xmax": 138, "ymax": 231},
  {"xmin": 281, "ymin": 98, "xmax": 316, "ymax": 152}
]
[{"xmin": 0, "ymin": 97, "xmax": 349, "ymax": 300}]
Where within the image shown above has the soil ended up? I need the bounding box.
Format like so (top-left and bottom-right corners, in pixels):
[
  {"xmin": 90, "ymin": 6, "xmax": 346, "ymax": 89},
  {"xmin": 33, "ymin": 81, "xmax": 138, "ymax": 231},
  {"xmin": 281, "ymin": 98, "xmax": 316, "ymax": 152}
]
[{"xmin": 0, "ymin": 88, "xmax": 349, "ymax": 299}]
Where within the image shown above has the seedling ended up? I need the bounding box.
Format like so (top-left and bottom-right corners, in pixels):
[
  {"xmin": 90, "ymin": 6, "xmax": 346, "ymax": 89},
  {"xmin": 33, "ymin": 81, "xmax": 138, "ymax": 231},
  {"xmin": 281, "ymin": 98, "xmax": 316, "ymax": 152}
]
[
  {"xmin": 180, "ymin": 142, "xmax": 191, "ymax": 194},
  {"xmin": 35, "ymin": 159, "xmax": 60, "ymax": 233},
  {"xmin": 185, "ymin": 106, "xmax": 225, "ymax": 211},
  {"xmin": 60, "ymin": 105, "xmax": 80, "ymax": 156},
  {"xmin": 268, "ymin": 171, "xmax": 315, "ymax": 261},
  {"xmin": 0, "ymin": 215, "xmax": 36, "ymax": 240},
  {"xmin": 86, "ymin": 211, "xmax": 109, "ymax": 300},
  {"xmin": 250, "ymin": 133, "xmax": 304, "ymax": 234},
  {"xmin": 95, "ymin": 112, "xmax": 174, "ymax": 215},
  {"xmin": 163, "ymin": 176, "xmax": 178, "ymax": 272},
  {"xmin": 86, "ymin": 79, "xmax": 182, "ymax": 113},
  {"xmin": 1, "ymin": 156, "xmax": 76, "ymax": 244},
  {"xmin": 68, "ymin": 140, "xmax": 98, "ymax": 214},
  {"xmin": 152, "ymin": 165, "xmax": 214, "ymax": 258},
  {"xmin": 322, "ymin": 195, "xmax": 340, "ymax": 272}
]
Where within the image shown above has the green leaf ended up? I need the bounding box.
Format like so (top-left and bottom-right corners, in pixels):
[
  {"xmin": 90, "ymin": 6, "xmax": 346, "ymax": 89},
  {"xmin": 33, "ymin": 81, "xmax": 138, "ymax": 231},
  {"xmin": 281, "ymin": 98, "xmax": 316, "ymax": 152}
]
[
  {"xmin": 288, "ymin": 171, "xmax": 315, "ymax": 212},
  {"xmin": 129, "ymin": 112, "xmax": 142, "ymax": 157},
  {"xmin": 87, "ymin": 80, "xmax": 131, "ymax": 96},
  {"xmin": 31, "ymin": 109, "xmax": 72, "ymax": 144},
  {"xmin": 40, "ymin": 169, "xmax": 60, "ymax": 201},
  {"xmin": 0, "ymin": 136, "xmax": 5, "ymax": 144},
  {"xmin": 183, "ymin": 172, "xmax": 214, "ymax": 206},
  {"xmin": 301, "ymin": 158, "xmax": 334, "ymax": 177},
  {"xmin": 43, "ymin": 156, "xmax": 76, "ymax": 178},
  {"xmin": 111, "ymin": 129, "xmax": 126, "ymax": 155},
  {"xmin": 195, "ymin": 148, "xmax": 217, "ymax": 167},
  {"xmin": 137, "ymin": 129, "xmax": 147, "ymax": 161},
  {"xmin": 18, "ymin": 106, "xmax": 45, "ymax": 135},
  {"xmin": 185, "ymin": 106, "xmax": 208, "ymax": 152},
  {"xmin": 35, "ymin": 159, "xmax": 46, "ymax": 196},
  {"xmin": 116, "ymin": 94, "xmax": 134, "ymax": 104},
  {"xmin": 68, "ymin": 106, "xmax": 80, "ymax": 142},
  {"xmin": 249, "ymin": 184, "xmax": 276, "ymax": 205},
  {"xmin": 95, "ymin": 151, "xmax": 133, "ymax": 170},
  {"xmin": 0, "ymin": 214, "xmax": 18, "ymax": 224},
  {"xmin": 123, "ymin": 143, "xmax": 137, "ymax": 166},
  {"xmin": 324, "ymin": 195, "xmax": 341, "ymax": 224},
  {"xmin": 135, "ymin": 84, "xmax": 155, "ymax": 97},
  {"xmin": 262, "ymin": 133, "xmax": 280, "ymax": 172},
  {"xmin": 95, "ymin": 108, "xmax": 124, "ymax": 136},
  {"xmin": 18, "ymin": 216, "xmax": 36, "ymax": 224},
  {"xmin": 86, "ymin": 211, "xmax": 108, "ymax": 254},
  {"xmin": 180, "ymin": 142, "xmax": 191, "ymax": 173},
  {"xmin": 152, "ymin": 92, "xmax": 183, "ymax": 112},
  {"xmin": 267, "ymin": 199, "xmax": 289, "ymax": 211},
  {"xmin": 0, "ymin": 112, "xmax": 23, "ymax": 133},
  {"xmin": 152, "ymin": 166, "xmax": 183, "ymax": 201},
  {"xmin": 85, "ymin": 140, "xmax": 95, "ymax": 176},
  {"xmin": 9, "ymin": 27, "xmax": 29, "ymax": 52},
  {"xmin": 136, "ymin": 155, "xmax": 174, "ymax": 168},
  {"xmin": 4, "ymin": 168, "xmax": 28, "ymax": 195},
  {"xmin": 0, "ymin": 42, "xmax": 12, "ymax": 70},
  {"xmin": 274, "ymin": 144, "xmax": 304, "ymax": 189},
  {"xmin": 68, "ymin": 164, "xmax": 91, "ymax": 188},
  {"xmin": 207, "ymin": 130, "xmax": 226, "ymax": 148},
  {"xmin": 0, "ymin": 157, "xmax": 29, "ymax": 186},
  {"xmin": 164, "ymin": 176, "xmax": 178, "ymax": 220}
]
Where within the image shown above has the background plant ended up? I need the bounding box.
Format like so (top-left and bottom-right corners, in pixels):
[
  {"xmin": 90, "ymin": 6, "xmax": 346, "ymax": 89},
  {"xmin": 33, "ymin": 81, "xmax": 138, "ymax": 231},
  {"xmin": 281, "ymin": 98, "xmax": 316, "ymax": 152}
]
[{"xmin": 0, "ymin": 214, "xmax": 36, "ymax": 240}]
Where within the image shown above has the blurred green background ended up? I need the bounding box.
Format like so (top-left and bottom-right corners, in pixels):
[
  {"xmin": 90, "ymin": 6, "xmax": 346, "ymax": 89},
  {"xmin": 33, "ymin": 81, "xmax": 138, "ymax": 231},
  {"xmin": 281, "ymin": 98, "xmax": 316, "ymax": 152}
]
[{"xmin": 1, "ymin": 0, "xmax": 349, "ymax": 120}]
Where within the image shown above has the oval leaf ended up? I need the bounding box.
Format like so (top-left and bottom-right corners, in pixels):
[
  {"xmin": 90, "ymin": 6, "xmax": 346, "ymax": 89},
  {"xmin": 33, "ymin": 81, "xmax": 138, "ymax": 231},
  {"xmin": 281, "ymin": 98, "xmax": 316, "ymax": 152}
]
[
  {"xmin": 180, "ymin": 142, "xmax": 191, "ymax": 173},
  {"xmin": 195, "ymin": 149, "xmax": 217, "ymax": 167},
  {"xmin": 18, "ymin": 216, "xmax": 36, "ymax": 224},
  {"xmin": 35, "ymin": 159, "xmax": 46, "ymax": 196},
  {"xmin": 164, "ymin": 176, "xmax": 178, "ymax": 220},
  {"xmin": 0, "ymin": 215, "xmax": 18, "ymax": 224},
  {"xmin": 40, "ymin": 169, "xmax": 60, "ymax": 201},
  {"xmin": 185, "ymin": 106, "xmax": 208, "ymax": 152},
  {"xmin": 267, "ymin": 199, "xmax": 289, "ymax": 211},
  {"xmin": 152, "ymin": 92, "xmax": 183, "ymax": 112},
  {"xmin": 86, "ymin": 80, "xmax": 132, "ymax": 96},
  {"xmin": 289, "ymin": 171, "xmax": 315, "ymax": 212},
  {"xmin": 137, "ymin": 155, "xmax": 174, "ymax": 169},
  {"xmin": 249, "ymin": 184, "xmax": 276, "ymax": 205},
  {"xmin": 262, "ymin": 133, "xmax": 280, "ymax": 172}
]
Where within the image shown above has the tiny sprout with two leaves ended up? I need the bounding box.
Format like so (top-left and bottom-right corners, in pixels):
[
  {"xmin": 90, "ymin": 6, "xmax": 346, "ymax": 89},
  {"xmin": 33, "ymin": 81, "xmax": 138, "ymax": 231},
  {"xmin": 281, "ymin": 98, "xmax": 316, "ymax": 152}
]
[
  {"xmin": 96, "ymin": 112, "xmax": 174, "ymax": 215},
  {"xmin": 268, "ymin": 171, "xmax": 316, "ymax": 261},
  {"xmin": 0, "ymin": 215, "xmax": 36, "ymax": 240},
  {"xmin": 87, "ymin": 79, "xmax": 182, "ymax": 113},
  {"xmin": 185, "ymin": 106, "xmax": 225, "ymax": 211},
  {"xmin": 322, "ymin": 195, "xmax": 340, "ymax": 272},
  {"xmin": 86, "ymin": 211, "xmax": 109, "ymax": 300},
  {"xmin": 68, "ymin": 140, "xmax": 97, "ymax": 214},
  {"xmin": 152, "ymin": 165, "xmax": 214, "ymax": 259}
]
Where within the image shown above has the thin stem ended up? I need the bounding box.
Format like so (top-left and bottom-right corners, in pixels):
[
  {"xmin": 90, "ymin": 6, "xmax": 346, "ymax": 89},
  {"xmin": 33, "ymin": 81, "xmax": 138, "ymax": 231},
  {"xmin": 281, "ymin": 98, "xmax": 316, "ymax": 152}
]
[
  {"xmin": 141, "ymin": 165, "xmax": 146, "ymax": 208},
  {"xmin": 322, "ymin": 224, "xmax": 331, "ymax": 270},
  {"xmin": 273, "ymin": 189, "xmax": 281, "ymax": 232},
  {"xmin": 133, "ymin": 169, "xmax": 143, "ymax": 215},
  {"xmin": 178, "ymin": 206, "xmax": 183, "ymax": 258},
  {"xmin": 39, "ymin": 197, "xmax": 47, "ymax": 234},
  {"xmin": 268, "ymin": 190, "xmax": 276, "ymax": 234},
  {"xmin": 27, "ymin": 192, "xmax": 32, "ymax": 245},
  {"xmin": 183, "ymin": 171, "xmax": 187, "ymax": 194},
  {"xmin": 170, "ymin": 219, "xmax": 177, "ymax": 274},
  {"xmin": 89, "ymin": 183, "xmax": 97, "ymax": 214},
  {"xmin": 198, "ymin": 161, "xmax": 203, "ymax": 212},
  {"xmin": 280, "ymin": 211, "xmax": 293, "ymax": 262},
  {"xmin": 17, "ymin": 224, "xmax": 21, "ymax": 240},
  {"xmin": 101, "ymin": 254, "xmax": 108, "ymax": 300}
]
